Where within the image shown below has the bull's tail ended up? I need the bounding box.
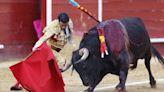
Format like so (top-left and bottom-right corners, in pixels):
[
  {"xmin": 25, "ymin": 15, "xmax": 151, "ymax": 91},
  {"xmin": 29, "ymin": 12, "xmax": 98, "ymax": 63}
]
[{"xmin": 151, "ymin": 46, "xmax": 164, "ymax": 67}]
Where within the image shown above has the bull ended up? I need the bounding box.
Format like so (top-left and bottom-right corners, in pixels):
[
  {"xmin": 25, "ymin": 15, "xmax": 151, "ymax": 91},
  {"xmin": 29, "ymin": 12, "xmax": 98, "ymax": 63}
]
[{"xmin": 61, "ymin": 17, "xmax": 164, "ymax": 92}]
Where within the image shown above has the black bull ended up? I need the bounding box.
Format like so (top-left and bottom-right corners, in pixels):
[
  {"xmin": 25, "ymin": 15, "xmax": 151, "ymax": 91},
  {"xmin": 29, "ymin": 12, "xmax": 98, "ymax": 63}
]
[{"xmin": 62, "ymin": 17, "xmax": 164, "ymax": 92}]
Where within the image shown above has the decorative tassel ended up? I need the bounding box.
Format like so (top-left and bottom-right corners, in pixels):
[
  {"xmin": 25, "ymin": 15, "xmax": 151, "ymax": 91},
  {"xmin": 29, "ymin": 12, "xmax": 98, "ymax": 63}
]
[{"xmin": 98, "ymin": 29, "xmax": 108, "ymax": 58}]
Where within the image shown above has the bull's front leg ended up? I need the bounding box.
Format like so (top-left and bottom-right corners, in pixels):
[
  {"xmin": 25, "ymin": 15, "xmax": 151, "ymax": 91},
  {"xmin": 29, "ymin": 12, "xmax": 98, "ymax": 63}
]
[
  {"xmin": 116, "ymin": 51, "xmax": 129, "ymax": 92},
  {"xmin": 116, "ymin": 70, "xmax": 128, "ymax": 92}
]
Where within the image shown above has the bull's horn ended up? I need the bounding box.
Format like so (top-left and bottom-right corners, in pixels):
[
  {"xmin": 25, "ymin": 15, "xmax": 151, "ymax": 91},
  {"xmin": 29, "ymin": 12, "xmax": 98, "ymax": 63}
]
[
  {"xmin": 75, "ymin": 48, "xmax": 89, "ymax": 64},
  {"xmin": 60, "ymin": 60, "xmax": 72, "ymax": 72}
]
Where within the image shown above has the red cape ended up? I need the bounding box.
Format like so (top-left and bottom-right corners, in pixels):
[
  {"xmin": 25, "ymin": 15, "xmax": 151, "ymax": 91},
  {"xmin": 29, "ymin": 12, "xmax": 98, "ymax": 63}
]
[{"xmin": 10, "ymin": 43, "xmax": 64, "ymax": 92}]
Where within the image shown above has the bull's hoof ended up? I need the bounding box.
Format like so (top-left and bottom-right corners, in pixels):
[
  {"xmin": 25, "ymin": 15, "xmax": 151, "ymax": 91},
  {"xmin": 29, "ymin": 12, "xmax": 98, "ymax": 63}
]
[
  {"xmin": 118, "ymin": 88, "xmax": 127, "ymax": 92},
  {"xmin": 84, "ymin": 87, "xmax": 93, "ymax": 92},
  {"xmin": 10, "ymin": 86, "xmax": 23, "ymax": 91},
  {"xmin": 150, "ymin": 83, "xmax": 156, "ymax": 88},
  {"xmin": 115, "ymin": 85, "xmax": 127, "ymax": 92},
  {"xmin": 150, "ymin": 80, "xmax": 156, "ymax": 88},
  {"xmin": 83, "ymin": 90, "xmax": 93, "ymax": 92},
  {"xmin": 115, "ymin": 84, "xmax": 121, "ymax": 90},
  {"xmin": 151, "ymin": 84, "xmax": 157, "ymax": 88}
]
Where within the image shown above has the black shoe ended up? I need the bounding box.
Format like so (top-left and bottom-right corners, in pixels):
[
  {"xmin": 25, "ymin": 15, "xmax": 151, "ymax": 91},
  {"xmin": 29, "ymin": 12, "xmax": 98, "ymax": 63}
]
[{"xmin": 10, "ymin": 86, "xmax": 23, "ymax": 91}]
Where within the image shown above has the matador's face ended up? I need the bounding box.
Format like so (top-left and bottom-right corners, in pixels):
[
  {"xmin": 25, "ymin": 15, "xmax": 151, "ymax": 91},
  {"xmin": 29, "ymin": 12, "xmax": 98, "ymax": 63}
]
[{"xmin": 59, "ymin": 21, "xmax": 68, "ymax": 30}]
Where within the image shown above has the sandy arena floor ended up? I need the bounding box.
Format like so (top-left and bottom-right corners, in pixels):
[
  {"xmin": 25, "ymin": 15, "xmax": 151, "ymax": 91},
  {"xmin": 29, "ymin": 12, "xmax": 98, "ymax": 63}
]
[{"xmin": 0, "ymin": 58, "xmax": 164, "ymax": 92}]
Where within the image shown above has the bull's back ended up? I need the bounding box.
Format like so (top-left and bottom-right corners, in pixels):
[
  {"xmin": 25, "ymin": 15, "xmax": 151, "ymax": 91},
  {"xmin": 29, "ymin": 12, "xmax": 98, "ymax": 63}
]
[{"xmin": 120, "ymin": 17, "xmax": 151, "ymax": 58}]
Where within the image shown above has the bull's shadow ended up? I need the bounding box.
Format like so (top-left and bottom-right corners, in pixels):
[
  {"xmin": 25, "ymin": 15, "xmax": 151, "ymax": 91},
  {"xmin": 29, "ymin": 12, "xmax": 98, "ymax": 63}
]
[{"xmin": 62, "ymin": 17, "xmax": 164, "ymax": 92}]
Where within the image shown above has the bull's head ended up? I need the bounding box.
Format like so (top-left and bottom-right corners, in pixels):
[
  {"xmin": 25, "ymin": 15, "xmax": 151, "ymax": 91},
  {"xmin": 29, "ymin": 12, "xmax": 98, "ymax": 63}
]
[{"xmin": 72, "ymin": 48, "xmax": 108, "ymax": 92}]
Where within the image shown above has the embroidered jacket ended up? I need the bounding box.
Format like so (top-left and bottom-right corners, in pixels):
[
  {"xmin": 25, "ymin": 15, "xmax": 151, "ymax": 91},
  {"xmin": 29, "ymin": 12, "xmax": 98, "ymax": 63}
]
[{"xmin": 42, "ymin": 19, "xmax": 73, "ymax": 49}]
